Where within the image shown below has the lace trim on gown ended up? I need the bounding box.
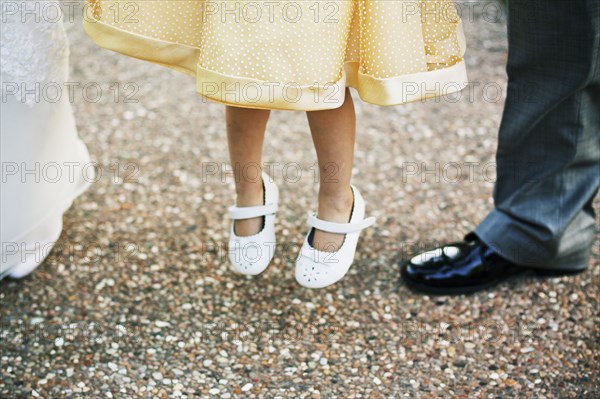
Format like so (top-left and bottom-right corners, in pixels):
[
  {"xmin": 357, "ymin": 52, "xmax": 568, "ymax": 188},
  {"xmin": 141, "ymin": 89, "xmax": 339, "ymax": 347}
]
[{"xmin": 0, "ymin": 0, "xmax": 70, "ymax": 107}]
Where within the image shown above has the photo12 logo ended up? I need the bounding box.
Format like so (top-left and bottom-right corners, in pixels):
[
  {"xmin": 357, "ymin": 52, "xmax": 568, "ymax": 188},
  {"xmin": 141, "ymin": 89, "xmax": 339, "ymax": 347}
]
[{"xmin": 1, "ymin": 81, "xmax": 139, "ymax": 105}]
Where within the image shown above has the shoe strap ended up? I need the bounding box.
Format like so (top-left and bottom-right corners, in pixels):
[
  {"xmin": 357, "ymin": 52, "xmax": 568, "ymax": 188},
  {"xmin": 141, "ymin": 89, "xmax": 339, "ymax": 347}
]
[
  {"xmin": 307, "ymin": 212, "xmax": 376, "ymax": 234},
  {"xmin": 228, "ymin": 203, "xmax": 277, "ymax": 220}
]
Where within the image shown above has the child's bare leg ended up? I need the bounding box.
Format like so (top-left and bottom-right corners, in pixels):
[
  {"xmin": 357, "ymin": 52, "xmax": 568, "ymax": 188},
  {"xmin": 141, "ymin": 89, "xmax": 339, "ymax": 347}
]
[
  {"xmin": 226, "ymin": 105, "xmax": 271, "ymax": 236},
  {"xmin": 305, "ymin": 88, "xmax": 356, "ymax": 252}
]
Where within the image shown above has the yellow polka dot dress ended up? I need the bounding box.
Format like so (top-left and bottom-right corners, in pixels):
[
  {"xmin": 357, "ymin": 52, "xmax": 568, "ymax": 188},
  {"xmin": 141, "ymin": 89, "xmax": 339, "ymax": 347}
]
[{"xmin": 84, "ymin": 0, "xmax": 468, "ymax": 110}]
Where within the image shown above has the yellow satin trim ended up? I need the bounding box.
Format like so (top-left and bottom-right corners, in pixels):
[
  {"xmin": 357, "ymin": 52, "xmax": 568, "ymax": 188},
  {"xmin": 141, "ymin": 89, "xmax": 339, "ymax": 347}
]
[{"xmin": 83, "ymin": 15, "xmax": 199, "ymax": 77}]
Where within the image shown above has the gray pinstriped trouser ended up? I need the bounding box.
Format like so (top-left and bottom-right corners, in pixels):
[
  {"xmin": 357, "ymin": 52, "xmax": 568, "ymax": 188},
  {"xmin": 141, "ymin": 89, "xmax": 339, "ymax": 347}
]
[{"xmin": 473, "ymin": 0, "xmax": 600, "ymax": 270}]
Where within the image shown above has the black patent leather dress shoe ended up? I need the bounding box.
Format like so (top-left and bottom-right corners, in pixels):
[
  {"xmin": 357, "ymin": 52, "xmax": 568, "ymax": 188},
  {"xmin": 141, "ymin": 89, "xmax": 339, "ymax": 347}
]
[{"xmin": 400, "ymin": 236, "xmax": 525, "ymax": 295}]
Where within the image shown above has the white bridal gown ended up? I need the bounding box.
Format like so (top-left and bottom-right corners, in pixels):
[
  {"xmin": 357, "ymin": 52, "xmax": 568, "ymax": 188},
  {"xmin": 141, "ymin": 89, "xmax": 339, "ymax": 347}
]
[{"xmin": 1, "ymin": 1, "xmax": 92, "ymax": 279}]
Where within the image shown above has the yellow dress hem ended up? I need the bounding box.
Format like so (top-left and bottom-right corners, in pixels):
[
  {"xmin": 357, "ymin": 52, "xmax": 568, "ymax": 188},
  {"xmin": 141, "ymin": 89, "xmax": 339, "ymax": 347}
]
[{"xmin": 83, "ymin": 15, "xmax": 468, "ymax": 111}]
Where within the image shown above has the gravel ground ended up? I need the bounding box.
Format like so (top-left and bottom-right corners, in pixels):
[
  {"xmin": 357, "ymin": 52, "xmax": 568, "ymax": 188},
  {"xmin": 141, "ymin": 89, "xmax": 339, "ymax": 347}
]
[{"xmin": 1, "ymin": 1, "xmax": 598, "ymax": 398}]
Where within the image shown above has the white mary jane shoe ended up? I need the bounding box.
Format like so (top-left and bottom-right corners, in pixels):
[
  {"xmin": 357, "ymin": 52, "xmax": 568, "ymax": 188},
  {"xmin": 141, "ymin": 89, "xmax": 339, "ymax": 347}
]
[
  {"xmin": 295, "ymin": 185, "xmax": 376, "ymax": 288},
  {"xmin": 228, "ymin": 172, "xmax": 278, "ymax": 275}
]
